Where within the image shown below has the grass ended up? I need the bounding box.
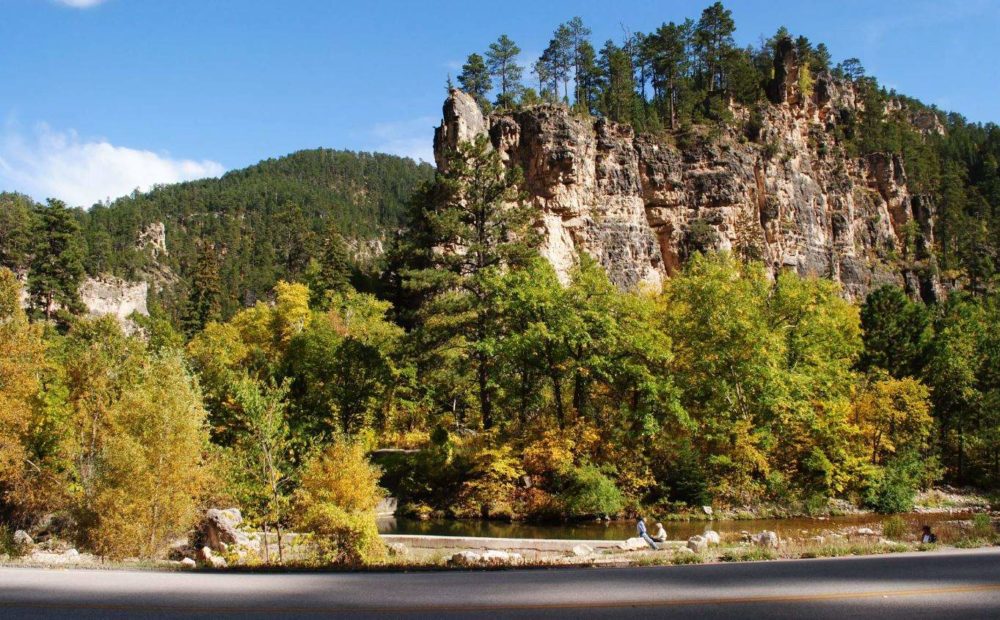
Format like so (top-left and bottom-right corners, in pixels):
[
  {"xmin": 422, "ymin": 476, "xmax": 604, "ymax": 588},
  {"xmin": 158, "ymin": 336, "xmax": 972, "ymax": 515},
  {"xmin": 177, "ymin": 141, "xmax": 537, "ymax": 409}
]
[
  {"xmin": 796, "ymin": 541, "xmax": 909, "ymax": 559},
  {"xmin": 719, "ymin": 547, "xmax": 777, "ymax": 562}
]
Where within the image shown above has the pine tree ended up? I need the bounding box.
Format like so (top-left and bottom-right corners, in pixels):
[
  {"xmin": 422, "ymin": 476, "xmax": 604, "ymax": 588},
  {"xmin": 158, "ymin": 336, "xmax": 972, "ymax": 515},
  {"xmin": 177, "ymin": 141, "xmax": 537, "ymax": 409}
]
[
  {"xmin": 486, "ymin": 35, "xmax": 523, "ymax": 108},
  {"xmin": 404, "ymin": 136, "xmax": 538, "ymax": 429},
  {"xmin": 306, "ymin": 224, "xmax": 353, "ymax": 306},
  {"xmin": 28, "ymin": 199, "xmax": 86, "ymax": 320},
  {"xmin": 185, "ymin": 243, "xmax": 223, "ymax": 333},
  {"xmin": 458, "ymin": 53, "xmax": 492, "ymax": 108},
  {"xmin": 693, "ymin": 1, "xmax": 736, "ymax": 93}
]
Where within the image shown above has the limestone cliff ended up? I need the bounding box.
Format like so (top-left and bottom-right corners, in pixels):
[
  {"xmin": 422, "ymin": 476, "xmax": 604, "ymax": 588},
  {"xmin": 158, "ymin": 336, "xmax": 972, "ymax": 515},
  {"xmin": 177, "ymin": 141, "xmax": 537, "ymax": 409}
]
[{"xmin": 433, "ymin": 46, "xmax": 939, "ymax": 301}]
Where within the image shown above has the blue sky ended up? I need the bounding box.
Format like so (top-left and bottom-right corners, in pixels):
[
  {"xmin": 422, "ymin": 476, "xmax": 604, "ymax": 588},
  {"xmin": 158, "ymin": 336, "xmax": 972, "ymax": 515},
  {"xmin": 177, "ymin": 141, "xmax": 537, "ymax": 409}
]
[{"xmin": 2, "ymin": 0, "xmax": 998, "ymax": 206}]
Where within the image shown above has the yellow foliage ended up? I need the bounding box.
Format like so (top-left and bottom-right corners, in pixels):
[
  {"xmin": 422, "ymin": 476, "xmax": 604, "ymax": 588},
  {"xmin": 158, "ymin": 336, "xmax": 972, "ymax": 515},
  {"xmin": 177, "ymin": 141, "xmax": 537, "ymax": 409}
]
[
  {"xmin": 293, "ymin": 440, "xmax": 386, "ymax": 564},
  {"xmin": 296, "ymin": 441, "xmax": 384, "ymax": 513},
  {"xmin": 853, "ymin": 374, "xmax": 933, "ymax": 465},
  {"xmin": 0, "ymin": 269, "xmax": 49, "ymax": 518},
  {"xmin": 83, "ymin": 353, "xmax": 210, "ymax": 559}
]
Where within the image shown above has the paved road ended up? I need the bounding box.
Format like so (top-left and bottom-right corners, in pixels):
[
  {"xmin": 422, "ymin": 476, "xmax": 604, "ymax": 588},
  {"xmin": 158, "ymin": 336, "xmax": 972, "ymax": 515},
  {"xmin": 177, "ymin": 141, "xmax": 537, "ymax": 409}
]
[{"xmin": 1, "ymin": 548, "xmax": 998, "ymax": 619}]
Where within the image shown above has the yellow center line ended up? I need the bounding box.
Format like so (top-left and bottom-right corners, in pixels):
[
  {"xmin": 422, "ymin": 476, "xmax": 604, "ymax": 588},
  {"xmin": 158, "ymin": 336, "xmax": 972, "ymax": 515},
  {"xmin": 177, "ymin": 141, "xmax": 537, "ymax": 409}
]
[{"xmin": 2, "ymin": 583, "xmax": 999, "ymax": 615}]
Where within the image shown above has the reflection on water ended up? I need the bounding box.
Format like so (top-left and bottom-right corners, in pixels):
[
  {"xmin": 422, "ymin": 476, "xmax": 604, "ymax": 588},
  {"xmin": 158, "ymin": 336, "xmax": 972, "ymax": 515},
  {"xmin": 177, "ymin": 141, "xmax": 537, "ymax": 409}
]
[{"xmin": 378, "ymin": 512, "xmax": 967, "ymax": 541}]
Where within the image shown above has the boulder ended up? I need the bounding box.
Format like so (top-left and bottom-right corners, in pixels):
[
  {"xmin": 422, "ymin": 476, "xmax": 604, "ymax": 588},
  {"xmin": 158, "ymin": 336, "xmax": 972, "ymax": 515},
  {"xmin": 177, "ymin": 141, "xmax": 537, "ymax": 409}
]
[
  {"xmin": 197, "ymin": 545, "xmax": 226, "ymax": 568},
  {"xmin": 386, "ymin": 542, "xmax": 409, "ymax": 557},
  {"xmin": 618, "ymin": 537, "xmax": 649, "ymax": 551},
  {"xmin": 687, "ymin": 535, "xmax": 708, "ymax": 553},
  {"xmin": 12, "ymin": 530, "xmax": 33, "ymax": 552},
  {"xmin": 571, "ymin": 544, "xmax": 594, "ymax": 558},
  {"xmin": 199, "ymin": 508, "xmax": 251, "ymax": 552},
  {"xmin": 180, "ymin": 557, "xmax": 197, "ymax": 569},
  {"xmin": 755, "ymin": 531, "xmax": 780, "ymax": 549},
  {"xmin": 703, "ymin": 530, "xmax": 721, "ymax": 546},
  {"xmin": 856, "ymin": 527, "xmax": 876, "ymax": 536},
  {"xmin": 702, "ymin": 506, "xmax": 714, "ymax": 516},
  {"xmin": 63, "ymin": 548, "xmax": 79, "ymax": 560}
]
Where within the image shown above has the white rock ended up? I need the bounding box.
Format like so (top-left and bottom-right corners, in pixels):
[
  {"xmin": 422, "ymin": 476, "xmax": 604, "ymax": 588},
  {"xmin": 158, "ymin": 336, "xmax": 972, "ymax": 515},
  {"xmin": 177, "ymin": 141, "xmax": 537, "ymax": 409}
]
[
  {"xmin": 703, "ymin": 530, "xmax": 721, "ymax": 546},
  {"xmin": 702, "ymin": 506, "xmax": 714, "ymax": 515},
  {"xmin": 180, "ymin": 557, "xmax": 197, "ymax": 568},
  {"xmin": 687, "ymin": 535, "xmax": 708, "ymax": 553},
  {"xmin": 63, "ymin": 549, "xmax": 79, "ymax": 559},
  {"xmin": 755, "ymin": 531, "xmax": 780, "ymax": 548},
  {"xmin": 856, "ymin": 527, "xmax": 876, "ymax": 536},
  {"xmin": 386, "ymin": 542, "xmax": 408, "ymax": 557},
  {"xmin": 12, "ymin": 530, "xmax": 33, "ymax": 550},
  {"xmin": 571, "ymin": 544, "xmax": 594, "ymax": 557},
  {"xmin": 618, "ymin": 537, "xmax": 649, "ymax": 551}
]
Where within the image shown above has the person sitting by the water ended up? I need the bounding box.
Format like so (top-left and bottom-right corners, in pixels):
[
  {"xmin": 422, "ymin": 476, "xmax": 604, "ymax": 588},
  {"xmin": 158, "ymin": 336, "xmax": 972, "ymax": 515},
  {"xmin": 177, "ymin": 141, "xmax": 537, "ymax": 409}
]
[
  {"xmin": 921, "ymin": 525, "xmax": 937, "ymax": 544},
  {"xmin": 637, "ymin": 517, "xmax": 659, "ymax": 550},
  {"xmin": 652, "ymin": 522, "xmax": 668, "ymax": 542}
]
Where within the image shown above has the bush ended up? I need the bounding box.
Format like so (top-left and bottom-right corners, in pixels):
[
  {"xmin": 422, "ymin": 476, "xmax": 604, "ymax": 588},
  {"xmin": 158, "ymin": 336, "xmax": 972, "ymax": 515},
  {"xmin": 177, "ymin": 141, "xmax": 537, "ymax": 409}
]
[
  {"xmin": 864, "ymin": 457, "xmax": 920, "ymax": 514},
  {"xmin": 297, "ymin": 503, "xmax": 384, "ymax": 565},
  {"xmin": 882, "ymin": 516, "xmax": 908, "ymax": 540},
  {"xmin": 557, "ymin": 464, "xmax": 624, "ymax": 518},
  {"xmin": 294, "ymin": 440, "xmax": 386, "ymax": 565}
]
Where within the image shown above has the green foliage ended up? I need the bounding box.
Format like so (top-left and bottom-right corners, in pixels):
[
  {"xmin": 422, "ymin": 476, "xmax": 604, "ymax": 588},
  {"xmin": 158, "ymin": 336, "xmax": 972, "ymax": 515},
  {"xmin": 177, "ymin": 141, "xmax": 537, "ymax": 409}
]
[
  {"xmin": 864, "ymin": 454, "xmax": 922, "ymax": 513},
  {"xmin": 76, "ymin": 149, "xmax": 433, "ymax": 322},
  {"xmin": 28, "ymin": 199, "xmax": 86, "ymax": 322},
  {"xmin": 556, "ymin": 463, "xmax": 625, "ymax": 518}
]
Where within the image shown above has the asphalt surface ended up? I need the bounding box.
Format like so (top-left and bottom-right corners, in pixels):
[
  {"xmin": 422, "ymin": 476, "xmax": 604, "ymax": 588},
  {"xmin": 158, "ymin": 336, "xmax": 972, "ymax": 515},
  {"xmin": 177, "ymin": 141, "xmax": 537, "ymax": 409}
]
[{"xmin": 1, "ymin": 547, "xmax": 998, "ymax": 619}]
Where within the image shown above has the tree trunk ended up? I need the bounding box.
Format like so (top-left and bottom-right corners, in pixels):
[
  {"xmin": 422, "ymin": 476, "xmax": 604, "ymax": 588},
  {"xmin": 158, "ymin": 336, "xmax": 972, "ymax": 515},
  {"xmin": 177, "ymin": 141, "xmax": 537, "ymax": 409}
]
[{"xmin": 478, "ymin": 354, "xmax": 492, "ymax": 429}]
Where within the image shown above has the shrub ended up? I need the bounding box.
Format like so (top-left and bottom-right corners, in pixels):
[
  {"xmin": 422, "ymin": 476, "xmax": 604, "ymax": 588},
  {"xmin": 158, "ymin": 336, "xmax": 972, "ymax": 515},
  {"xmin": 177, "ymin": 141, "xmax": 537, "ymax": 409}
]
[
  {"xmin": 882, "ymin": 516, "xmax": 908, "ymax": 541},
  {"xmin": 297, "ymin": 503, "xmax": 384, "ymax": 565},
  {"xmin": 294, "ymin": 440, "xmax": 386, "ymax": 565},
  {"xmin": 556, "ymin": 464, "xmax": 624, "ymax": 518},
  {"xmin": 864, "ymin": 457, "xmax": 920, "ymax": 514}
]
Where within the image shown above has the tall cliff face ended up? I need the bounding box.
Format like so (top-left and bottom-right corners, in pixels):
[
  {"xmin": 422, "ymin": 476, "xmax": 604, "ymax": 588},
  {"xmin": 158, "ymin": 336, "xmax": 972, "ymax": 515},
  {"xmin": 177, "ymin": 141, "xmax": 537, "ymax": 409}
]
[{"xmin": 434, "ymin": 50, "xmax": 939, "ymax": 301}]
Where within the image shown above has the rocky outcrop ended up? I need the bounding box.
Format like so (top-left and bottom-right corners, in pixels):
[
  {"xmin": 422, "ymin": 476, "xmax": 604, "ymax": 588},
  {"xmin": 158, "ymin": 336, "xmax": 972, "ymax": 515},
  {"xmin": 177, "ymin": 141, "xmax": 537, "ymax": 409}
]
[
  {"xmin": 80, "ymin": 277, "xmax": 148, "ymax": 321},
  {"xmin": 434, "ymin": 61, "xmax": 941, "ymax": 301}
]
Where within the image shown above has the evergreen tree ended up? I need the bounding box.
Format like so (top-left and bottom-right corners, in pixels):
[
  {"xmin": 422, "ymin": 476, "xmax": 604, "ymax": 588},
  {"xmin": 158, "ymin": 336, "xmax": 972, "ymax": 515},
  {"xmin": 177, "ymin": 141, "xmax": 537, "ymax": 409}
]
[
  {"xmin": 648, "ymin": 21, "xmax": 692, "ymax": 129},
  {"xmin": 485, "ymin": 35, "xmax": 523, "ymax": 108},
  {"xmin": 0, "ymin": 193, "xmax": 37, "ymax": 272},
  {"xmin": 305, "ymin": 224, "xmax": 353, "ymax": 307},
  {"xmin": 28, "ymin": 199, "xmax": 86, "ymax": 320},
  {"xmin": 693, "ymin": 1, "xmax": 736, "ymax": 93},
  {"xmin": 404, "ymin": 136, "xmax": 538, "ymax": 429},
  {"xmin": 458, "ymin": 53, "xmax": 492, "ymax": 108},
  {"xmin": 565, "ymin": 17, "xmax": 593, "ymax": 106},
  {"xmin": 598, "ymin": 40, "xmax": 638, "ymax": 123},
  {"xmin": 185, "ymin": 243, "xmax": 223, "ymax": 333},
  {"xmin": 574, "ymin": 40, "xmax": 601, "ymax": 114}
]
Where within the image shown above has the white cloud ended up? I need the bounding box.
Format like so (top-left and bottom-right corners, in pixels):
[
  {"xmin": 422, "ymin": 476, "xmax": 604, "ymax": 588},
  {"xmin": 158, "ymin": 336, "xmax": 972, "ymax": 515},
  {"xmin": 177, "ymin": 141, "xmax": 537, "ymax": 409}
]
[
  {"xmin": 0, "ymin": 122, "xmax": 225, "ymax": 207},
  {"xmin": 53, "ymin": 0, "xmax": 108, "ymax": 8},
  {"xmin": 371, "ymin": 116, "xmax": 437, "ymax": 164}
]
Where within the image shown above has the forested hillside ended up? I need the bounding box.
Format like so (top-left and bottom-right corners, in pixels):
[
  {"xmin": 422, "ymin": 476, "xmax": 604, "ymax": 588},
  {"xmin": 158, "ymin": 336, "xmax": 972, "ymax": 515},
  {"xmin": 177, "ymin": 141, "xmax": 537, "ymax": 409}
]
[{"xmin": 1, "ymin": 149, "xmax": 434, "ymax": 324}]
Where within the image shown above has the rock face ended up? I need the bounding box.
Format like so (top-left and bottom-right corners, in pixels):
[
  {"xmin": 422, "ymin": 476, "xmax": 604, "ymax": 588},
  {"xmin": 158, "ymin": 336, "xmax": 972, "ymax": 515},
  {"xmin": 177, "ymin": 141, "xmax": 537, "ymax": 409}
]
[
  {"xmin": 80, "ymin": 277, "xmax": 149, "ymax": 321},
  {"xmin": 434, "ymin": 68, "xmax": 940, "ymax": 300}
]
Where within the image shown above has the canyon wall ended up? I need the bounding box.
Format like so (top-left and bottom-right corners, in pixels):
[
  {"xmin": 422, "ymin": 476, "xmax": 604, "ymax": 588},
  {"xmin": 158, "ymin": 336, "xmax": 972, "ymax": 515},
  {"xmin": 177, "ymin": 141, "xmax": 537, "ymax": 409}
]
[{"xmin": 434, "ymin": 49, "xmax": 939, "ymax": 301}]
